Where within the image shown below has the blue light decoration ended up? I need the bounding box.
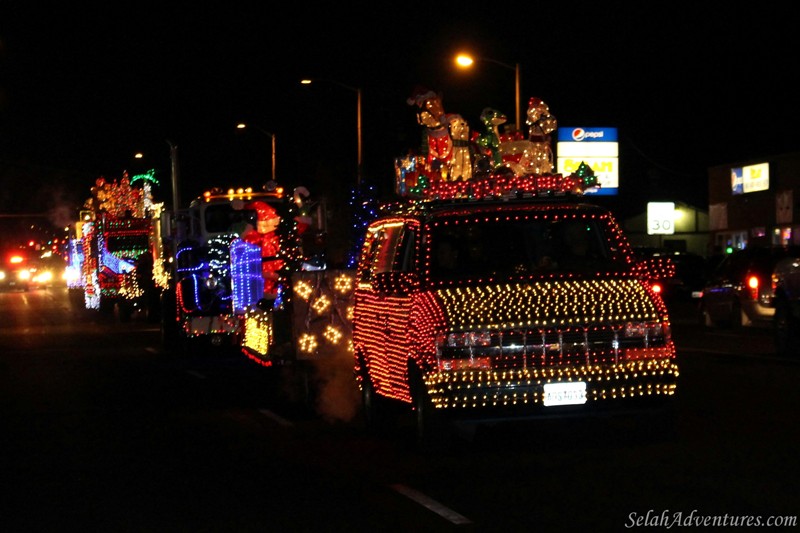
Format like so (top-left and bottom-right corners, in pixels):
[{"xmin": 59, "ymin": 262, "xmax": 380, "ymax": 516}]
[
  {"xmin": 101, "ymin": 249, "xmax": 135, "ymax": 274},
  {"xmin": 181, "ymin": 274, "xmax": 201, "ymax": 311},
  {"xmin": 66, "ymin": 237, "xmax": 85, "ymax": 290},
  {"xmin": 346, "ymin": 183, "xmax": 380, "ymax": 268},
  {"xmin": 230, "ymin": 238, "xmax": 264, "ymax": 313}
]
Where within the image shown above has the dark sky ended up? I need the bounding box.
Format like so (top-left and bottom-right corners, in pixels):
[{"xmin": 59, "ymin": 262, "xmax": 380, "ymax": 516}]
[{"xmin": 1, "ymin": 3, "xmax": 798, "ymax": 228}]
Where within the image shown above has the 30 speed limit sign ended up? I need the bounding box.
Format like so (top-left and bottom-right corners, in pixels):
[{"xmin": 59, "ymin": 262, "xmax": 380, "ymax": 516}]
[{"xmin": 647, "ymin": 202, "xmax": 675, "ymax": 235}]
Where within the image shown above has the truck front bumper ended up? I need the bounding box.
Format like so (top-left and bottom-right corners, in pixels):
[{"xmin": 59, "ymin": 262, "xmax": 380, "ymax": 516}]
[{"xmin": 182, "ymin": 314, "xmax": 242, "ymax": 338}]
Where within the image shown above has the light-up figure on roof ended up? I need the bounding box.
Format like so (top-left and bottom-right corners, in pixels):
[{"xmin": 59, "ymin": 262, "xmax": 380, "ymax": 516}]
[{"xmin": 407, "ymin": 87, "xmax": 452, "ymax": 181}]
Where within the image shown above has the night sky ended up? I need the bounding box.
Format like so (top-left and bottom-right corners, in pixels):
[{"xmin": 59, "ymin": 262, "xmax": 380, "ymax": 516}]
[{"xmin": 1, "ymin": 3, "xmax": 798, "ymax": 235}]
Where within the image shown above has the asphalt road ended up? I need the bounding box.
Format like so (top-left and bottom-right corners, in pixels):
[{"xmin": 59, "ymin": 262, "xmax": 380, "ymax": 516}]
[{"xmin": 1, "ymin": 288, "xmax": 798, "ymax": 532}]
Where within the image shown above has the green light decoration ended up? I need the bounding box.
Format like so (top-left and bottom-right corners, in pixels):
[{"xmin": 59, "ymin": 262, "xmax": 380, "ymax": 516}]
[
  {"xmin": 573, "ymin": 161, "xmax": 598, "ymax": 188},
  {"xmin": 409, "ymin": 175, "xmax": 430, "ymax": 197},
  {"xmin": 130, "ymin": 169, "xmax": 159, "ymax": 186}
]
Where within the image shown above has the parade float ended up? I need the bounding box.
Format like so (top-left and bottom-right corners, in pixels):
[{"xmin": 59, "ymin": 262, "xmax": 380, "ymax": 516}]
[
  {"xmin": 69, "ymin": 170, "xmax": 162, "ymax": 320},
  {"xmin": 349, "ymin": 89, "xmax": 678, "ymax": 447},
  {"xmin": 156, "ymin": 181, "xmax": 335, "ymax": 358}
]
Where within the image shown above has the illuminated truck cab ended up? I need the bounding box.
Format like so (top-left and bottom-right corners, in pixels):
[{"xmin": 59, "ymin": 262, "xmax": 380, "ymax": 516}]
[
  {"xmin": 353, "ymin": 196, "xmax": 678, "ymax": 445},
  {"xmin": 169, "ymin": 187, "xmax": 284, "ymax": 350}
]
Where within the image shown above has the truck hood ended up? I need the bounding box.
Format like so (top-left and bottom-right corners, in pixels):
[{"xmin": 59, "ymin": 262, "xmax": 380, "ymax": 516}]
[{"xmin": 433, "ymin": 277, "xmax": 664, "ymax": 330}]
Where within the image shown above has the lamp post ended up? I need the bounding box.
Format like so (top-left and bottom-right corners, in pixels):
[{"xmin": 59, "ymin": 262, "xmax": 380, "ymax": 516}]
[
  {"xmin": 300, "ymin": 78, "xmax": 362, "ymax": 186},
  {"xmin": 236, "ymin": 123, "xmax": 276, "ymax": 183},
  {"xmin": 455, "ymin": 53, "xmax": 521, "ymax": 134}
]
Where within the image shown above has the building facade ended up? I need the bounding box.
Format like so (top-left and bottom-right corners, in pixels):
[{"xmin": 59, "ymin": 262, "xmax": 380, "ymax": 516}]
[
  {"xmin": 623, "ymin": 202, "xmax": 709, "ymax": 257},
  {"xmin": 708, "ymin": 152, "xmax": 800, "ymax": 253}
]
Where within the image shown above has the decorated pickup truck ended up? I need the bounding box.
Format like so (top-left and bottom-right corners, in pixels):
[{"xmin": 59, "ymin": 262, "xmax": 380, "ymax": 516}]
[{"xmin": 352, "ymin": 89, "xmax": 678, "ymax": 446}]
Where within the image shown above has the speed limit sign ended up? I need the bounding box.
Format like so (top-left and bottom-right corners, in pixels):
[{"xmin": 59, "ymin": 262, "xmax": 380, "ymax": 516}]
[{"xmin": 647, "ymin": 202, "xmax": 675, "ymax": 235}]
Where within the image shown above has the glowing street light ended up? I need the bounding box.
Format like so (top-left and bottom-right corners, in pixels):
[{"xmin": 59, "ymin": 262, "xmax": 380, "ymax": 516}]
[
  {"xmin": 300, "ymin": 78, "xmax": 363, "ymax": 186},
  {"xmin": 455, "ymin": 53, "xmax": 521, "ymax": 134},
  {"xmin": 236, "ymin": 123, "xmax": 276, "ymax": 182}
]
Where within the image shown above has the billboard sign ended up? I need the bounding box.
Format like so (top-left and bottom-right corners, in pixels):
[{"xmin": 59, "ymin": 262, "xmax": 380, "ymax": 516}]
[
  {"xmin": 731, "ymin": 162, "xmax": 769, "ymax": 195},
  {"xmin": 556, "ymin": 127, "xmax": 619, "ymax": 196}
]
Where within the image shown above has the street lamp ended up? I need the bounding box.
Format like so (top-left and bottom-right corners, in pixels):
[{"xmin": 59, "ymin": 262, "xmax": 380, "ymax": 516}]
[
  {"xmin": 236, "ymin": 123, "xmax": 276, "ymax": 183},
  {"xmin": 300, "ymin": 78, "xmax": 362, "ymax": 186},
  {"xmin": 165, "ymin": 140, "xmax": 181, "ymax": 211},
  {"xmin": 455, "ymin": 53, "xmax": 521, "ymax": 134}
]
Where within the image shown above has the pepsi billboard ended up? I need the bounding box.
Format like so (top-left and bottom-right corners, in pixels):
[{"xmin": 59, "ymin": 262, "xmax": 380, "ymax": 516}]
[{"xmin": 556, "ymin": 127, "xmax": 619, "ymax": 196}]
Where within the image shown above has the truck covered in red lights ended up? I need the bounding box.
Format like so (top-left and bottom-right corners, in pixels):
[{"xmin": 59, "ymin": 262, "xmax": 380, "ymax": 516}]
[
  {"xmin": 352, "ymin": 91, "xmax": 679, "ymax": 446},
  {"xmin": 70, "ymin": 171, "xmax": 161, "ymax": 320}
]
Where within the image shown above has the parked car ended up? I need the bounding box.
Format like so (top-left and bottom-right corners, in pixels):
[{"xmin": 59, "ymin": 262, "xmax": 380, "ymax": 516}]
[
  {"xmin": 633, "ymin": 248, "xmax": 708, "ymax": 301},
  {"xmin": 698, "ymin": 245, "xmax": 800, "ymax": 328},
  {"xmin": 771, "ymin": 256, "xmax": 800, "ymax": 356}
]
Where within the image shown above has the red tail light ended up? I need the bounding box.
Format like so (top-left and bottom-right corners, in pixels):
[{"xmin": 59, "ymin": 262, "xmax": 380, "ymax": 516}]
[
  {"xmin": 651, "ymin": 282, "xmax": 663, "ymax": 295},
  {"xmin": 747, "ymin": 274, "xmax": 759, "ymax": 300}
]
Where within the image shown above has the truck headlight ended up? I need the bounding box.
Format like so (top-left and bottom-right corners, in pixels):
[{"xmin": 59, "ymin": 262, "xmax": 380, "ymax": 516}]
[{"xmin": 204, "ymin": 275, "xmax": 219, "ymax": 290}]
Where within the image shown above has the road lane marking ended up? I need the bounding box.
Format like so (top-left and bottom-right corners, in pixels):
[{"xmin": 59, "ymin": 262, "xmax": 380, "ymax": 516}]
[
  {"xmin": 186, "ymin": 370, "xmax": 207, "ymax": 379},
  {"xmin": 258, "ymin": 409, "xmax": 293, "ymax": 427},
  {"xmin": 389, "ymin": 483, "xmax": 472, "ymax": 525}
]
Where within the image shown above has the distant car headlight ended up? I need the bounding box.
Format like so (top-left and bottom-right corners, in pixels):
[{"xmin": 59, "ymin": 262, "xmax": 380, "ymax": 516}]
[
  {"xmin": 18, "ymin": 270, "xmax": 31, "ymax": 280},
  {"xmin": 0, "ymin": 270, "xmax": 6, "ymax": 280},
  {"xmin": 33, "ymin": 270, "xmax": 53, "ymax": 284}
]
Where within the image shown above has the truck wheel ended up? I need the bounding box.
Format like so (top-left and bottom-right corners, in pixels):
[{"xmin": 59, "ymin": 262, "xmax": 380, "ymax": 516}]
[
  {"xmin": 408, "ymin": 362, "xmax": 448, "ymax": 451},
  {"xmin": 357, "ymin": 356, "xmax": 395, "ymax": 435},
  {"xmin": 160, "ymin": 289, "xmax": 180, "ymax": 353},
  {"xmin": 774, "ymin": 300, "xmax": 798, "ymax": 357},
  {"xmin": 732, "ymin": 300, "xmax": 748, "ymax": 327},
  {"xmin": 145, "ymin": 289, "xmax": 162, "ymax": 323},
  {"xmin": 118, "ymin": 301, "xmax": 133, "ymax": 322},
  {"xmin": 68, "ymin": 288, "xmax": 85, "ymax": 309},
  {"xmin": 360, "ymin": 370, "xmax": 378, "ymax": 428},
  {"xmin": 698, "ymin": 300, "xmax": 715, "ymax": 327},
  {"xmin": 98, "ymin": 297, "xmax": 115, "ymax": 318}
]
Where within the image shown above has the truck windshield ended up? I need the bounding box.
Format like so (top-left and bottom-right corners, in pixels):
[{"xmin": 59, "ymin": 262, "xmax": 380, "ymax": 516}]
[
  {"xmin": 204, "ymin": 204, "xmax": 258, "ymax": 234},
  {"xmin": 429, "ymin": 215, "xmax": 627, "ymax": 280},
  {"xmin": 106, "ymin": 234, "xmax": 149, "ymax": 254}
]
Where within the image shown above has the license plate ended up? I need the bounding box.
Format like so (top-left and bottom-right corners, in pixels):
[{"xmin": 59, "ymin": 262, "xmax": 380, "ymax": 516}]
[{"xmin": 543, "ymin": 382, "xmax": 587, "ymax": 407}]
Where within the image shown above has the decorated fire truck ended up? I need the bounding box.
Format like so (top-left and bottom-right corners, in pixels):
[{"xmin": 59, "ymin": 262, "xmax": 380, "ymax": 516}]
[
  {"xmin": 70, "ymin": 170, "xmax": 162, "ymax": 320},
  {"xmin": 350, "ymin": 89, "xmax": 679, "ymax": 447},
  {"xmin": 158, "ymin": 181, "xmax": 336, "ymax": 358}
]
